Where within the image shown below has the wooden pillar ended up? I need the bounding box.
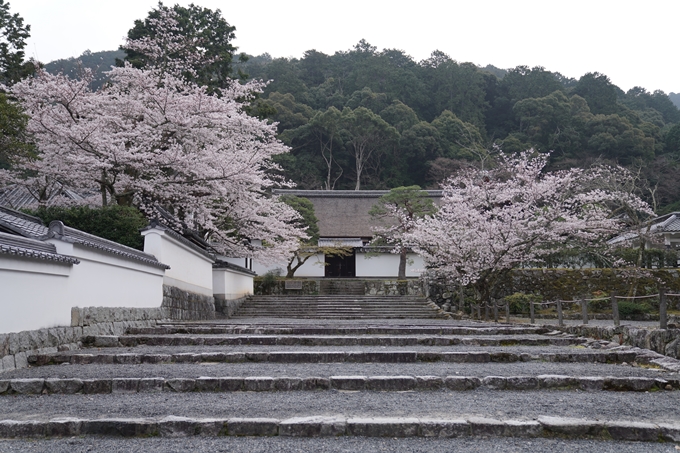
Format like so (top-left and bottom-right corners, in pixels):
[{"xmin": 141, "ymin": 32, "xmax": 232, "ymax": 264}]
[
  {"xmin": 493, "ymin": 300, "xmax": 499, "ymax": 323},
  {"xmin": 556, "ymin": 300, "xmax": 564, "ymax": 327},
  {"xmin": 529, "ymin": 301, "xmax": 535, "ymax": 324},
  {"xmin": 611, "ymin": 292, "xmax": 620, "ymax": 327},
  {"xmin": 580, "ymin": 298, "xmax": 588, "ymax": 325},
  {"xmin": 660, "ymin": 287, "xmax": 668, "ymax": 329},
  {"xmin": 505, "ymin": 299, "xmax": 510, "ymax": 323}
]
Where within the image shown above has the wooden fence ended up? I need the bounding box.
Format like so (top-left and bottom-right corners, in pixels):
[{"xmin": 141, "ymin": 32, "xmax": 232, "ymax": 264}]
[{"xmin": 470, "ymin": 288, "xmax": 680, "ymax": 329}]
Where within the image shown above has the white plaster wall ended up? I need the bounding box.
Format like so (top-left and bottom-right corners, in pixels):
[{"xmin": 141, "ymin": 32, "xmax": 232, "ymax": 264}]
[
  {"xmin": 356, "ymin": 252, "xmax": 425, "ymax": 278},
  {"xmin": 0, "ymin": 256, "xmax": 72, "ymax": 333},
  {"xmin": 213, "ymin": 268, "xmax": 254, "ymax": 299},
  {"xmin": 1, "ymin": 242, "xmax": 165, "ymax": 334},
  {"xmin": 142, "ymin": 229, "xmax": 214, "ymax": 296},
  {"xmin": 252, "ymin": 253, "xmax": 325, "ymax": 277}
]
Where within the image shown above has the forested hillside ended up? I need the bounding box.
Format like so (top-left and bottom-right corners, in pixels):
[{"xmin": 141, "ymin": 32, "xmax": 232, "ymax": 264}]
[{"xmin": 43, "ymin": 42, "xmax": 680, "ymax": 212}]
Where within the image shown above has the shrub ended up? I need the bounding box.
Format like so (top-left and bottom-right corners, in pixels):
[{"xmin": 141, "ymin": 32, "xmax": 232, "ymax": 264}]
[
  {"xmin": 617, "ymin": 301, "xmax": 653, "ymax": 318},
  {"xmin": 28, "ymin": 205, "xmax": 148, "ymax": 250},
  {"xmin": 505, "ymin": 292, "xmax": 542, "ymax": 315},
  {"xmin": 259, "ymin": 270, "xmax": 281, "ymax": 295}
]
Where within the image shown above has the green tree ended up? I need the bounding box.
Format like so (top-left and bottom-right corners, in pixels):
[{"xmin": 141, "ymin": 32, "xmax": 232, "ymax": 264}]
[
  {"xmin": 341, "ymin": 107, "xmax": 399, "ymax": 190},
  {"xmin": 120, "ymin": 2, "xmax": 242, "ymax": 91},
  {"xmin": 572, "ymin": 72, "xmax": 620, "ymax": 115},
  {"xmin": 0, "ymin": 92, "xmax": 32, "ymax": 169},
  {"xmin": 369, "ymin": 186, "xmax": 437, "ymax": 279},
  {"xmin": 0, "ymin": 0, "xmax": 33, "ymax": 85}
]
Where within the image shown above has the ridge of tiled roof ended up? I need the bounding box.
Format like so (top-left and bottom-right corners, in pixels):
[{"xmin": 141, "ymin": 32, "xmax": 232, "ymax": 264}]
[
  {"xmin": 0, "ymin": 231, "xmax": 79, "ymax": 265},
  {"xmin": 46, "ymin": 221, "xmax": 170, "ymax": 270},
  {"xmin": 0, "ymin": 184, "xmax": 85, "ymax": 210}
]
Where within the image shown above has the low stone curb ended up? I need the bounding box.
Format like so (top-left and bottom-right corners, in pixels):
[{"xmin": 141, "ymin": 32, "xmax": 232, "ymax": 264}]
[
  {"xmin": 127, "ymin": 325, "xmax": 551, "ymax": 336},
  {"xmin": 83, "ymin": 334, "xmax": 586, "ymax": 348},
  {"xmin": 0, "ymin": 416, "xmax": 678, "ymax": 441},
  {"xmin": 2, "ymin": 375, "xmax": 675, "ymax": 395},
  {"xmin": 27, "ymin": 350, "xmax": 640, "ymax": 366}
]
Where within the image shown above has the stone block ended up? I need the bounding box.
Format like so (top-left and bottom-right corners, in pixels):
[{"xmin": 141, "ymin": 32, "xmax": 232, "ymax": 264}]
[
  {"xmin": 346, "ymin": 417, "xmax": 419, "ymax": 437},
  {"xmin": 13, "ymin": 351, "xmax": 28, "ymax": 369},
  {"xmin": 224, "ymin": 352, "xmax": 246, "ymax": 363},
  {"xmin": 112, "ymin": 378, "xmax": 139, "ymax": 393},
  {"xmin": 1, "ymin": 355, "xmax": 15, "ymax": 372},
  {"xmin": 10, "ymin": 379, "xmax": 44, "ymax": 394},
  {"xmin": 444, "ymin": 376, "xmax": 481, "ymax": 391},
  {"xmin": 138, "ymin": 378, "xmax": 164, "ymax": 393},
  {"xmin": 419, "ymin": 419, "xmax": 469, "ymax": 437},
  {"xmin": 603, "ymin": 377, "xmax": 656, "ymax": 392},
  {"xmin": 366, "ymin": 376, "xmax": 417, "ymax": 391},
  {"xmin": 0, "ymin": 380, "xmax": 9, "ymax": 393},
  {"xmin": 199, "ymin": 352, "xmax": 227, "ymax": 362},
  {"xmin": 195, "ymin": 377, "xmax": 220, "ymax": 392},
  {"xmin": 504, "ymin": 420, "xmax": 542, "ymax": 437},
  {"xmin": 227, "ymin": 418, "xmax": 279, "ymax": 436},
  {"xmin": 605, "ymin": 421, "xmax": 659, "ymax": 441},
  {"xmin": 330, "ymin": 376, "xmax": 367, "ymax": 391},
  {"xmin": 165, "ymin": 378, "xmax": 196, "ymax": 393},
  {"xmin": 659, "ymin": 423, "xmax": 680, "ymax": 442},
  {"xmin": 279, "ymin": 416, "xmax": 346, "ymax": 437},
  {"xmin": 481, "ymin": 376, "xmax": 507, "ymax": 390},
  {"xmin": 172, "ymin": 353, "xmax": 201, "ymax": 363},
  {"xmin": 94, "ymin": 336, "xmax": 120, "ymax": 348},
  {"xmin": 0, "ymin": 420, "xmax": 45, "ymax": 438},
  {"xmin": 506, "ymin": 376, "xmax": 539, "ymax": 390},
  {"xmin": 415, "ymin": 376, "xmax": 444, "ymax": 390},
  {"xmin": 45, "ymin": 418, "xmax": 82, "ymax": 437},
  {"xmin": 274, "ymin": 377, "xmax": 302, "ymax": 391},
  {"xmin": 83, "ymin": 379, "xmax": 112, "ymax": 394},
  {"xmin": 468, "ymin": 417, "xmax": 505, "ymax": 437},
  {"xmin": 80, "ymin": 418, "xmax": 157, "ymax": 437},
  {"xmin": 578, "ymin": 377, "xmax": 604, "ymax": 391},
  {"xmin": 245, "ymin": 352, "xmax": 269, "ymax": 362},
  {"xmin": 45, "ymin": 379, "xmax": 84, "ymax": 394},
  {"xmin": 300, "ymin": 377, "xmax": 330, "ymax": 391},
  {"xmin": 218, "ymin": 377, "xmax": 244, "ymax": 392},
  {"xmin": 538, "ymin": 416, "xmax": 605, "ymax": 437},
  {"xmin": 489, "ymin": 352, "xmax": 520, "ymax": 362},
  {"xmin": 243, "ymin": 377, "xmax": 275, "ymax": 392},
  {"xmin": 141, "ymin": 354, "xmax": 172, "ymax": 364},
  {"xmin": 538, "ymin": 375, "xmax": 577, "ymax": 389}
]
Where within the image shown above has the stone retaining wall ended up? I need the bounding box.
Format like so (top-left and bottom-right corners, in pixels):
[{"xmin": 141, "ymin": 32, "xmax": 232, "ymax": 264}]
[
  {"xmin": 161, "ymin": 285, "xmax": 215, "ymax": 320},
  {"xmin": 554, "ymin": 324, "xmax": 680, "ymax": 359},
  {"xmin": 214, "ymin": 296, "xmax": 247, "ymax": 318}
]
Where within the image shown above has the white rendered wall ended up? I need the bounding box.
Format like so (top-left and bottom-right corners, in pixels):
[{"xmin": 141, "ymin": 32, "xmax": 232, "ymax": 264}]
[
  {"xmin": 1, "ymin": 242, "xmax": 165, "ymax": 334},
  {"xmin": 252, "ymin": 253, "xmax": 325, "ymax": 277},
  {"xmin": 0, "ymin": 255, "xmax": 72, "ymax": 333},
  {"xmin": 213, "ymin": 268, "xmax": 254, "ymax": 299},
  {"xmin": 142, "ymin": 228, "xmax": 214, "ymax": 296},
  {"xmin": 356, "ymin": 252, "xmax": 425, "ymax": 278}
]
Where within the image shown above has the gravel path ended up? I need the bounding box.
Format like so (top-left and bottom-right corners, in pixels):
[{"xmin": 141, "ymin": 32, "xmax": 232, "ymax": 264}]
[
  {"xmin": 2, "ymin": 390, "xmax": 679, "ymax": 422},
  {"xmin": 0, "ymin": 436, "xmax": 675, "ymax": 453},
  {"xmin": 2, "ymin": 360, "xmax": 672, "ymax": 380}
]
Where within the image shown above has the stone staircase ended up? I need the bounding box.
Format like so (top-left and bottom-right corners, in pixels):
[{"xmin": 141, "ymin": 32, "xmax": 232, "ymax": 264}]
[
  {"xmin": 231, "ymin": 295, "xmax": 443, "ymax": 319},
  {"xmin": 2, "ymin": 317, "xmax": 680, "ymax": 450}
]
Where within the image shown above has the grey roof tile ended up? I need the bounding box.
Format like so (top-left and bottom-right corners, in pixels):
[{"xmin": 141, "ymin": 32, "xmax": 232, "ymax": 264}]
[{"xmin": 0, "ymin": 232, "xmax": 79, "ymax": 265}]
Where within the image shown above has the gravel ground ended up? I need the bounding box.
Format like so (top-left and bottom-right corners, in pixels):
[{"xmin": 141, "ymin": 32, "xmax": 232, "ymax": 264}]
[
  {"xmin": 2, "ymin": 390, "xmax": 679, "ymax": 422},
  {"xmin": 2, "ymin": 360, "xmax": 672, "ymax": 380},
  {"xmin": 0, "ymin": 436, "xmax": 676, "ymax": 453}
]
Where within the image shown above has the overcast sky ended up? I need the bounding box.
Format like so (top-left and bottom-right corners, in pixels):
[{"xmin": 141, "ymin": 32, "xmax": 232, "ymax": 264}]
[{"xmin": 18, "ymin": 0, "xmax": 680, "ymax": 94}]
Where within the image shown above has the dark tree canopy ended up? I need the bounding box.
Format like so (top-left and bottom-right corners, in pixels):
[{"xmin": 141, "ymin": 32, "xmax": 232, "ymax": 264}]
[
  {"xmin": 0, "ymin": 0, "xmax": 33, "ymax": 85},
  {"xmin": 120, "ymin": 2, "xmax": 242, "ymax": 91}
]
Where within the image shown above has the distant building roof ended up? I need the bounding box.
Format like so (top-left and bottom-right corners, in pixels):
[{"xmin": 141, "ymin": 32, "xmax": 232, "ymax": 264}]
[
  {"xmin": 0, "ymin": 184, "xmax": 85, "ymax": 210},
  {"xmin": 0, "ymin": 206, "xmax": 49, "ymax": 238},
  {"xmin": 274, "ymin": 189, "xmax": 442, "ymax": 239},
  {"xmin": 608, "ymin": 212, "xmax": 680, "ymax": 245}
]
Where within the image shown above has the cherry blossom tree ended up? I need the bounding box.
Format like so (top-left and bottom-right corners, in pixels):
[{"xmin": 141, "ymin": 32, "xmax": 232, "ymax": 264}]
[
  {"xmin": 406, "ymin": 151, "xmax": 653, "ymax": 304},
  {"xmin": 2, "ymin": 9, "xmax": 306, "ymax": 263}
]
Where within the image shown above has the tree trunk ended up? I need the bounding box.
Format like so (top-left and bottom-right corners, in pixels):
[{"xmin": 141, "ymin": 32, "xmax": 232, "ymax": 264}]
[{"xmin": 398, "ymin": 248, "xmax": 407, "ymax": 279}]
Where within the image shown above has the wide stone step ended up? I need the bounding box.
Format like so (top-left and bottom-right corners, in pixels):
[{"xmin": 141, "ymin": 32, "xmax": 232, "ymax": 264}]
[
  {"xmin": 27, "ymin": 349, "xmax": 641, "ymax": 366},
  {"xmin": 85, "ymin": 334, "xmax": 587, "ymax": 348},
  {"xmin": 0, "ymin": 414, "xmax": 677, "ymax": 442},
  {"xmin": 2, "ymin": 374, "xmax": 675, "ymax": 396},
  {"xmin": 128, "ymin": 325, "xmax": 551, "ymax": 335}
]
